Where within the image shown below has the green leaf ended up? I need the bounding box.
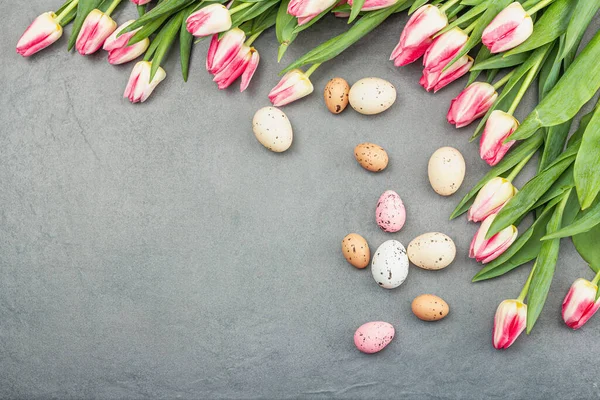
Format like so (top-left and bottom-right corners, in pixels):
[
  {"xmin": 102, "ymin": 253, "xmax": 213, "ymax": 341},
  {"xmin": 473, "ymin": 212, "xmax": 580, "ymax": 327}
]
[
  {"xmin": 137, "ymin": 4, "xmax": 146, "ymax": 16},
  {"xmin": 470, "ymin": 52, "xmax": 530, "ymax": 71},
  {"xmin": 67, "ymin": 0, "xmax": 104, "ymax": 51},
  {"xmin": 573, "ymin": 222, "xmax": 600, "ymax": 272},
  {"xmin": 349, "ymin": 0, "xmax": 366, "ymax": 23},
  {"xmin": 530, "ymin": 165, "xmax": 573, "ymax": 209},
  {"xmin": 275, "ymin": 0, "xmax": 298, "ymax": 62},
  {"xmin": 408, "ymin": 0, "xmax": 429, "ymax": 14},
  {"xmin": 574, "ymin": 104, "xmax": 600, "ymax": 209},
  {"xmin": 179, "ymin": 5, "xmax": 195, "ymax": 82},
  {"xmin": 120, "ymin": 0, "xmax": 197, "ymax": 34},
  {"xmin": 542, "ymin": 197, "xmax": 600, "ymax": 240},
  {"xmin": 128, "ymin": 13, "xmax": 170, "ymax": 45},
  {"xmin": 467, "ymin": 46, "xmax": 491, "ymax": 85},
  {"xmin": 509, "ymin": 29, "xmax": 600, "ymax": 141},
  {"xmin": 559, "ymin": 0, "xmax": 600, "ymax": 61},
  {"xmin": 150, "ymin": 10, "xmax": 186, "ymax": 81},
  {"xmin": 434, "ymin": 1, "xmax": 488, "ymax": 38},
  {"xmin": 504, "ymin": 0, "xmax": 576, "ymax": 57}
]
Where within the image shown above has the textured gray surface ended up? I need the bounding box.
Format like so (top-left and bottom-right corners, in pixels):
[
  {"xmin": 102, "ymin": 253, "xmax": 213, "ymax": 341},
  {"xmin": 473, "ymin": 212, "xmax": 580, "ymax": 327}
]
[{"xmin": 2, "ymin": 2, "xmax": 599, "ymax": 399}]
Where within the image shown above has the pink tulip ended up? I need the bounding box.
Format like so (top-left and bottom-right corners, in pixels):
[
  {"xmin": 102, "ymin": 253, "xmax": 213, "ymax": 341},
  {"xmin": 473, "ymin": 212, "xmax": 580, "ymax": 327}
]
[
  {"xmin": 268, "ymin": 69, "xmax": 314, "ymax": 107},
  {"xmin": 212, "ymin": 45, "xmax": 259, "ymax": 91},
  {"xmin": 389, "ymin": 5, "xmax": 448, "ymax": 67},
  {"xmin": 76, "ymin": 9, "xmax": 117, "ymax": 55},
  {"xmin": 480, "ymin": 110, "xmax": 518, "ymax": 166},
  {"xmin": 468, "ymin": 177, "xmax": 516, "ymax": 222},
  {"xmin": 422, "ymin": 28, "xmax": 468, "ymax": 72},
  {"xmin": 206, "ymin": 28, "xmax": 246, "ymax": 74},
  {"xmin": 447, "ymin": 82, "xmax": 498, "ymax": 128},
  {"xmin": 131, "ymin": 0, "xmax": 152, "ymax": 4},
  {"xmin": 16, "ymin": 12, "xmax": 63, "ymax": 57},
  {"xmin": 186, "ymin": 4, "xmax": 232, "ymax": 37},
  {"xmin": 123, "ymin": 61, "xmax": 166, "ymax": 103},
  {"xmin": 482, "ymin": 2, "xmax": 533, "ymax": 53},
  {"xmin": 347, "ymin": 0, "xmax": 397, "ymax": 11},
  {"xmin": 420, "ymin": 55, "xmax": 473, "ymax": 92},
  {"xmin": 288, "ymin": 0, "xmax": 338, "ymax": 20},
  {"xmin": 562, "ymin": 278, "xmax": 600, "ymax": 330},
  {"xmin": 493, "ymin": 299, "xmax": 527, "ymax": 349},
  {"xmin": 103, "ymin": 20, "xmax": 149, "ymax": 65},
  {"xmin": 470, "ymin": 213, "xmax": 517, "ymax": 264}
]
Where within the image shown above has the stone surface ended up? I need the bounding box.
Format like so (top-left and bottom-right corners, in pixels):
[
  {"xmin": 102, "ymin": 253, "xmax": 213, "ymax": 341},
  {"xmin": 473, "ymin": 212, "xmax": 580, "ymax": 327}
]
[{"xmin": 1, "ymin": 2, "xmax": 599, "ymax": 399}]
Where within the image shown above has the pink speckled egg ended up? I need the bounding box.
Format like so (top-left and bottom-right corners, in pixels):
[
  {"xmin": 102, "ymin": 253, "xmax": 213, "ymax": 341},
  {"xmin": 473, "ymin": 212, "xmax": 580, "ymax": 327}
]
[
  {"xmin": 353, "ymin": 321, "xmax": 395, "ymax": 354},
  {"xmin": 375, "ymin": 190, "xmax": 406, "ymax": 233}
]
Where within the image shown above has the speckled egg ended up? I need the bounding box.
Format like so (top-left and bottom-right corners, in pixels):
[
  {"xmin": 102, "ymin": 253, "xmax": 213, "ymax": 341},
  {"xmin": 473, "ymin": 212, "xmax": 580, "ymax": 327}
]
[
  {"xmin": 342, "ymin": 233, "xmax": 370, "ymax": 269},
  {"xmin": 353, "ymin": 321, "xmax": 395, "ymax": 354},
  {"xmin": 375, "ymin": 190, "xmax": 406, "ymax": 233},
  {"xmin": 348, "ymin": 78, "xmax": 396, "ymax": 115},
  {"xmin": 411, "ymin": 294, "xmax": 449, "ymax": 321},
  {"xmin": 354, "ymin": 143, "xmax": 389, "ymax": 172},
  {"xmin": 252, "ymin": 106, "xmax": 293, "ymax": 152},
  {"xmin": 371, "ymin": 240, "xmax": 409, "ymax": 289},
  {"xmin": 428, "ymin": 147, "xmax": 465, "ymax": 196},
  {"xmin": 324, "ymin": 77, "xmax": 350, "ymax": 114},
  {"xmin": 407, "ymin": 232, "xmax": 456, "ymax": 270}
]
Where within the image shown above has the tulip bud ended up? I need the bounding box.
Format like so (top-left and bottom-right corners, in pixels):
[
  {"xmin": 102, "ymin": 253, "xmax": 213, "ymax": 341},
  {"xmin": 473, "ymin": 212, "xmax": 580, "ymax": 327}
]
[
  {"xmin": 347, "ymin": 0, "xmax": 397, "ymax": 11},
  {"xmin": 123, "ymin": 61, "xmax": 166, "ymax": 103},
  {"xmin": 390, "ymin": 5, "xmax": 448, "ymax": 67},
  {"xmin": 468, "ymin": 177, "xmax": 517, "ymax": 223},
  {"xmin": 212, "ymin": 45, "xmax": 259, "ymax": 91},
  {"xmin": 420, "ymin": 55, "xmax": 473, "ymax": 93},
  {"xmin": 76, "ymin": 9, "xmax": 117, "ymax": 55},
  {"xmin": 470, "ymin": 213, "xmax": 518, "ymax": 264},
  {"xmin": 288, "ymin": 0, "xmax": 338, "ymax": 19},
  {"xmin": 268, "ymin": 69, "xmax": 314, "ymax": 107},
  {"xmin": 482, "ymin": 2, "xmax": 533, "ymax": 54},
  {"xmin": 447, "ymin": 82, "xmax": 498, "ymax": 128},
  {"xmin": 206, "ymin": 28, "xmax": 246, "ymax": 74},
  {"xmin": 103, "ymin": 20, "xmax": 149, "ymax": 65},
  {"xmin": 493, "ymin": 299, "xmax": 527, "ymax": 349},
  {"xmin": 16, "ymin": 12, "xmax": 63, "ymax": 57},
  {"xmin": 480, "ymin": 110, "xmax": 518, "ymax": 166},
  {"xmin": 422, "ymin": 28, "xmax": 468, "ymax": 72},
  {"xmin": 562, "ymin": 278, "xmax": 600, "ymax": 330},
  {"xmin": 186, "ymin": 4, "xmax": 232, "ymax": 37}
]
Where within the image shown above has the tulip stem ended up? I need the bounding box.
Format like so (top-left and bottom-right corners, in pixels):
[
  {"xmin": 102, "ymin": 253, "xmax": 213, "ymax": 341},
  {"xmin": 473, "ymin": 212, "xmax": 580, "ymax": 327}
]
[
  {"xmin": 229, "ymin": 2, "xmax": 253, "ymax": 14},
  {"xmin": 105, "ymin": 0, "xmax": 122, "ymax": 17},
  {"xmin": 506, "ymin": 150, "xmax": 534, "ymax": 182},
  {"xmin": 305, "ymin": 63, "xmax": 321, "ymax": 78},
  {"xmin": 592, "ymin": 269, "xmax": 600, "ymax": 286},
  {"xmin": 506, "ymin": 55, "xmax": 544, "ymax": 115},
  {"xmin": 245, "ymin": 31, "xmax": 263, "ymax": 47},
  {"xmin": 492, "ymin": 70, "xmax": 514, "ymax": 90},
  {"xmin": 439, "ymin": 0, "xmax": 461, "ymax": 13},
  {"xmin": 463, "ymin": 20, "xmax": 478, "ymax": 35},
  {"xmin": 526, "ymin": 0, "xmax": 555, "ymax": 15},
  {"xmin": 517, "ymin": 262, "xmax": 537, "ymax": 302},
  {"xmin": 55, "ymin": 0, "xmax": 79, "ymax": 24}
]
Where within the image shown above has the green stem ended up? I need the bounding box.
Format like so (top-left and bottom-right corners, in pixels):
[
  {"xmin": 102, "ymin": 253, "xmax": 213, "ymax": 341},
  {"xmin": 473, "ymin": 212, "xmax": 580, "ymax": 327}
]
[
  {"xmin": 506, "ymin": 57, "xmax": 544, "ymax": 115},
  {"xmin": 137, "ymin": 4, "xmax": 146, "ymax": 17},
  {"xmin": 506, "ymin": 150, "xmax": 535, "ymax": 182},
  {"xmin": 245, "ymin": 30, "xmax": 263, "ymax": 47},
  {"xmin": 526, "ymin": 0, "xmax": 555, "ymax": 15},
  {"xmin": 229, "ymin": 2, "xmax": 252, "ymax": 14},
  {"xmin": 55, "ymin": 0, "xmax": 79, "ymax": 23},
  {"xmin": 517, "ymin": 262, "xmax": 537, "ymax": 302},
  {"xmin": 463, "ymin": 19, "xmax": 478, "ymax": 35},
  {"xmin": 439, "ymin": 0, "xmax": 461, "ymax": 13},
  {"xmin": 592, "ymin": 269, "xmax": 600, "ymax": 286},
  {"xmin": 105, "ymin": 0, "xmax": 122, "ymax": 17},
  {"xmin": 305, "ymin": 63, "xmax": 321, "ymax": 78},
  {"xmin": 492, "ymin": 70, "xmax": 515, "ymax": 90}
]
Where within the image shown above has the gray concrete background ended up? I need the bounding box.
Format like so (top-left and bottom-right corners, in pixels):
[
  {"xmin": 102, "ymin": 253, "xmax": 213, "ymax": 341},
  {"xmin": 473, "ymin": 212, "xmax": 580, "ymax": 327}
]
[{"xmin": 2, "ymin": 1, "xmax": 599, "ymax": 398}]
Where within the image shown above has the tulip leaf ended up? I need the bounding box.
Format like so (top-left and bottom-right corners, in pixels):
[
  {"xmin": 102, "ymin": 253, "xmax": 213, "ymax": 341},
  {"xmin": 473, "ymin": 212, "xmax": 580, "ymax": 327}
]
[
  {"xmin": 129, "ymin": 13, "xmax": 171, "ymax": 46},
  {"xmin": 504, "ymin": 0, "xmax": 575, "ymax": 57},
  {"xmin": 150, "ymin": 10, "xmax": 186, "ymax": 81},
  {"xmin": 120, "ymin": 0, "xmax": 198, "ymax": 35},
  {"xmin": 450, "ymin": 132, "xmax": 544, "ymax": 219},
  {"xmin": 530, "ymin": 166, "xmax": 573, "ymax": 209},
  {"xmin": 573, "ymin": 223, "xmax": 600, "ymax": 273},
  {"xmin": 470, "ymin": 52, "xmax": 530, "ymax": 71},
  {"xmin": 179, "ymin": 5, "xmax": 196, "ymax": 82},
  {"xmin": 574, "ymin": 104, "xmax": 600, "ymax": 209},
  {"xmin": 137, "ymin": 4, "xmax": 146, "ymax": 16},
  {"xmin": 509, "ymin": 29, "xmax": 600, "ymax": 142},
  {"xmin": 434, "ymin": 1, "xmax": 488, "ymax": 38},
  {"xmin": 542, "ymin": 197, "xmax": 600, "ymax": 240},
  {"xmin": 67, "ymin": 0, "xmax": 104, "ymax": 51},
  {"xmin": 559, "ymin": 0, "xmax": 600, "ymax": 61},
  {"xmin": 408, "ymin": 0, "xmax": 429, "ymax": 14},
  {"xmin": 349, "ymin": 0, "xmax": 366, "ymax": 23},
  {"xmin": 276, "ymin": 0, "xmax": 298, "ymax": 61}
]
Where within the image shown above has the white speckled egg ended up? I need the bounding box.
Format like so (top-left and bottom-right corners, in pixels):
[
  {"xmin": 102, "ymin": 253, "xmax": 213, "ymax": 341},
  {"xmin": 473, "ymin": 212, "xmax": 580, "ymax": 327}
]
[
  {"xmin": 371, "ymin": 240, "xmax": 409, "ymax": 289},
  {"xmin": 407, "ymin": 232, "xmax": 456, "ymax": 270},
  {"xmin": 252, "ymin": 106, "xmax": 293, "ymax": 152},
  {"xmin": 428, "ymin": 146, "xmax": 465, "ymax": 196},
  {"xmin": 348, "ymin": 78, "xmax": 396, "ymax": 115},
  {"xmin": 375, "ymin": 190, "xmax": 406, "ymax": 233},
  {"xmin": 354, "ymin": 321, "xmax": 395, "ymax": 354}
]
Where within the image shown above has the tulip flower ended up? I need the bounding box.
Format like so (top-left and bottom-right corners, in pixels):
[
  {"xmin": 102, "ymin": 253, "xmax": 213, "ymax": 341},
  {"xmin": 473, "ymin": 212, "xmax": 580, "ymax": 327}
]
[
  {"xmin": 103, "ymin": 20, "xmax": 149, "ymax": 65},
  {"xmin": 390, "ymin": 5, "xmax": 448, "ymax": 67},
  {"xmin": 562, "ymin": 278, "xmax": 600, "ymax": 330},
  {"xmin": 447, "ymin": 82, "xmax": 498, "ymax": 128},
  {"xmin": 420, "ymin": 55, "xmax": 473, "ymax": 92},
  {"xmin": 347, "ymin": 0, "xmax": 397, "ymax": 11},
  {"xmin": 186, "ymin": 4, "xmax": 232, "ymax": 37},
  {"xmin": 482, "ymin": 2, "xmax": 533, "ymax": 54},
  {"xmin": 212, "ymin": 45, "xmax": 259, "ymax": 91},
  {"xmin": 123, "ymin": 61, "xmax": 166, "ymax": 103},
  {"xmin": 288, "ymin": 0, "xmax": 338, "ymax": 25},
  {"xmin": 76, "ymin": 9, "xmax": 117, "ymax": 55},
  {"xmin": 493, "ymin": 299, "xmax": 527, "ymax": 349},
  {"xmin": 131, "ymin": 0, "xmax": 152, "ymax": 4},
  {"xmin": 269, "ymin": 69, "xmax": 315, "ymax": 107},
  {"xmin": 470, "ymin": 213, "xmax": 518, "ymax": 264},
  {"xmin": 468, "ymin": 177, "xmax": 517, "ymax": 223},
  {"xmin": 16, "ymin": 12, "xmax": 63, "ymax": 57},
  {"xmin": 206, "ymin": 28, "xmax": 246, "ymax": 74},
  {"xmin": 480, "ymin": 110, "xmax": 518, "ymax": 166},
  {"xmin": 422, "ymin": 28, "xmax": 468, "ymax": 72}
]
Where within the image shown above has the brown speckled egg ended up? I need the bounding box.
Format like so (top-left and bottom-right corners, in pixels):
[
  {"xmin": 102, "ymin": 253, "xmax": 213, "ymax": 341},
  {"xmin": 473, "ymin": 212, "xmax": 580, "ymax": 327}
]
[
  {"xmin": 342, "ymin": 233, "xmax": 370, "ymax": 269},
  {"xmin": 324, "ymin": 77, "xmax": 350, "ymax": 114},
  {"xmin": 354, "ymin": 143, "xmax": 389, "ymax": 172},
  {"xmin": 407, "ymin": 232, "xmax": 456, "ymax": 270},
  {"xmin": 412, "ymin": 294, "xmax": 449, "ymax": 321}
]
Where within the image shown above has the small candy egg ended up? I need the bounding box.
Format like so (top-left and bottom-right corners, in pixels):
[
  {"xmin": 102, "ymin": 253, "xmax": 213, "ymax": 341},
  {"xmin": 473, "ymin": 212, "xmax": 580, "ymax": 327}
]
[
  {"xmin": 411, "ymin": 294, "xmax": 450, "ymax": 321},
  {"xmin": 353, "ymin": 321, "xmax": 395, "ymax": 354},
  {"xmin": 428, "ymin": 147, "xmax": 465, "ymax": 196},
  {"xmin": 407, "ymin": 232, "xmax": 456, "ymax": 270},
  {"xmin": 375, "ymin": 190, "xmax": 406, "ymax": 233},
  {"xmin": 324, "ymin": 77, "xmax": 350, "ymax": 114},
  {"xmin": 341, "ymin": 233, "xmax": 370, "ymax": 269},
  {"xmin": 371, "ymin": 240, "xmax": 409, "ymax": 289},
  {"xmin": 348, "ymin": 78, "xmax": 396, "ymax": 115},
  {"xmin": 354, "ymin": 143, "xmax": 389, "ymax": 172},
  {"xmin": 252, "ymin": 106, "xmax": 293, "ymax": 152}
]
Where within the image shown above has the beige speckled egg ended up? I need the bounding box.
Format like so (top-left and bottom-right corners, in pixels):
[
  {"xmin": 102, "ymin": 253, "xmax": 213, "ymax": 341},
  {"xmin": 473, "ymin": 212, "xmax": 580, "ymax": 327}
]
[
  {"xmin": 252, "ymin": 107, "xmax": 293, "ymax": 152},
  {"xmin": 412, "ymin": 294, "xmax": 449, "ymax": 321},
  {"xmin": 348, "ymin": 78, "xmax": 396, "ymax": 115},
  {"xmin": 342, "ymin": 233, "xmax": 370, "ymax": 269},
  {"xmin": 354, "ymin": 143, "xmax": 389, "ymax": 172},
  {"xmin": 324, "ymin": 77, "xmax": 350, "ymax": 114},
  {"xmin": 407, "ymin": 232, "xmax": 456, "ymax": 270},
  {"xmin": 428, "ymin": 146, "xmax": 465, "ymax": 196}
]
